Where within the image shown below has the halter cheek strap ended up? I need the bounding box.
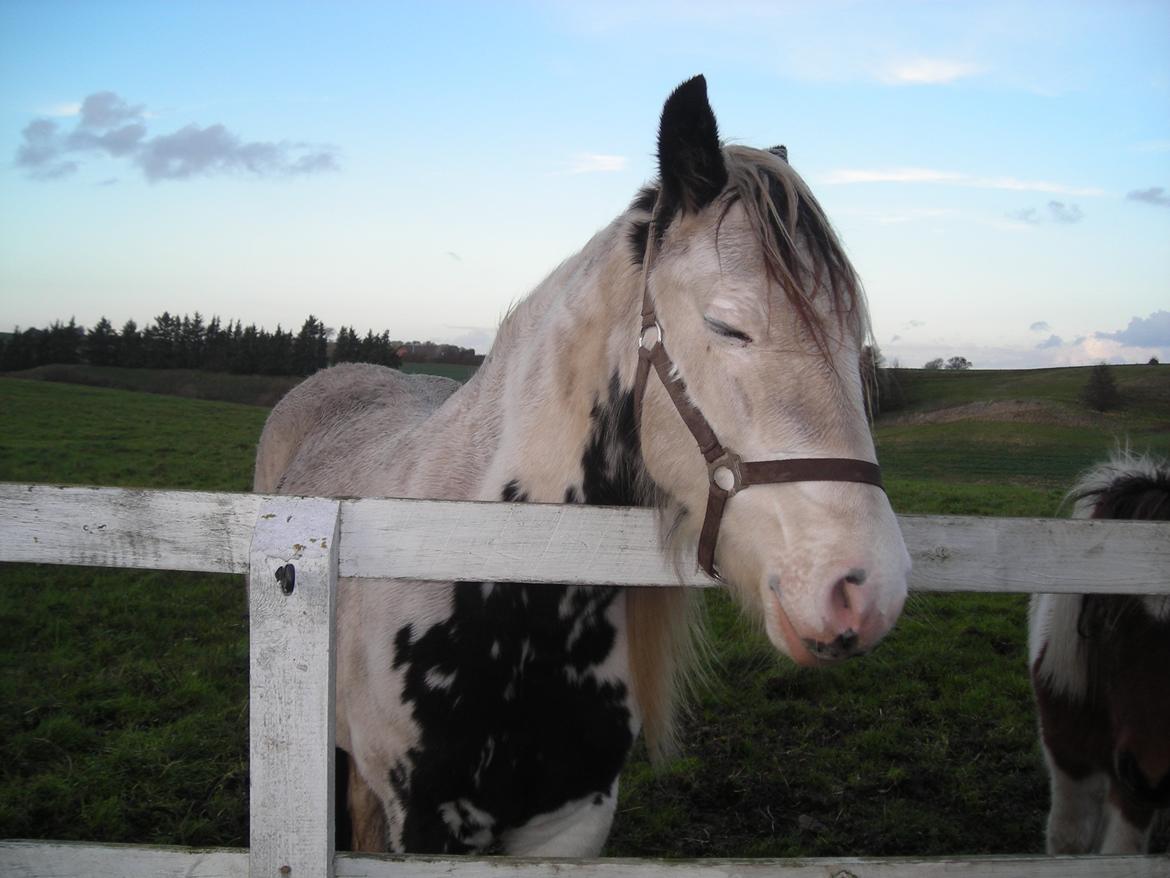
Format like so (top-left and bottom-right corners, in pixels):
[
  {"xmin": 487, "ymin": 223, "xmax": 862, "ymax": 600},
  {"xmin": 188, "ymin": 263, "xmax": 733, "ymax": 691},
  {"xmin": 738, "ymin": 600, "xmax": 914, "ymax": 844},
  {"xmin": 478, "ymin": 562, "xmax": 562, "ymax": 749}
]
[{"xmin": 633, "ymin": 243, "xmax": 884, "ymax": 581}]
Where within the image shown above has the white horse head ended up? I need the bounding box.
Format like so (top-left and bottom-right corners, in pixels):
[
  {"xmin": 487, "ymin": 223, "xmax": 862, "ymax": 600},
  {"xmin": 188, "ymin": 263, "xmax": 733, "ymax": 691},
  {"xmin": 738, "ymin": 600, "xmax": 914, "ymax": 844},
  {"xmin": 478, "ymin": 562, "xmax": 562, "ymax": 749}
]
[{"xmin": 633, "ymin": 76, "xmax": 910, "ymax": 667}]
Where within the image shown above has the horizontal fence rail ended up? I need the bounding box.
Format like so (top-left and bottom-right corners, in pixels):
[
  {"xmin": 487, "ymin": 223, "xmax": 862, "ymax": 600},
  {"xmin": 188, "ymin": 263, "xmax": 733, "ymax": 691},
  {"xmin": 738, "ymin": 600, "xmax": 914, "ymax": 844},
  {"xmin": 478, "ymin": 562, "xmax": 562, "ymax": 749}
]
[
  {"xmin": 3, "ymin": 483, "xmax": 1169, "ymax": 594},
  {"xmin": 2, "ymin": 482, "xmax": 1168, "ymax": 878},
  {"xmin": 1, "ymin": 841, "xmax": 1165, "ymax": 878}
]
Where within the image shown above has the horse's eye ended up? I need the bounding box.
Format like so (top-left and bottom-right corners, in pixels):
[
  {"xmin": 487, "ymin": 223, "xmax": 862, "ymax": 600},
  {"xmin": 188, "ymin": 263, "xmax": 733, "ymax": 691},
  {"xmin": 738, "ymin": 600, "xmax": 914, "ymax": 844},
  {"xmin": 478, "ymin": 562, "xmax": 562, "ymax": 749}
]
[{"xmin": 704, "ymin": 317, "xmax": 753, "ymax": 344}]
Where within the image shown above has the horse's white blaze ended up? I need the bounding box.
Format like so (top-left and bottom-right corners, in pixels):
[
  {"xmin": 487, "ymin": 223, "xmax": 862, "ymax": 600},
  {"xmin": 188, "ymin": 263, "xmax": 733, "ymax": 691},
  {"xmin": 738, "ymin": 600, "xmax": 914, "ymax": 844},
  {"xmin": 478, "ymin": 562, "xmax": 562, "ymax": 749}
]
[{"xmin": 640, "ymin": 201, "xmax": 908, "ymax": 662}]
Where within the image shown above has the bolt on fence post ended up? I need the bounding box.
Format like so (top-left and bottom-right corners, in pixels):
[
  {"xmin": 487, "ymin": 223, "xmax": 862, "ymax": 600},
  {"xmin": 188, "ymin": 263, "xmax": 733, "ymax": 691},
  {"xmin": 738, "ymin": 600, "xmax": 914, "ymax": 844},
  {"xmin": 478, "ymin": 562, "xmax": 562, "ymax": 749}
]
[{"xmin": 249, "ymin": 497, "xmax": 341, "ymax": 878}]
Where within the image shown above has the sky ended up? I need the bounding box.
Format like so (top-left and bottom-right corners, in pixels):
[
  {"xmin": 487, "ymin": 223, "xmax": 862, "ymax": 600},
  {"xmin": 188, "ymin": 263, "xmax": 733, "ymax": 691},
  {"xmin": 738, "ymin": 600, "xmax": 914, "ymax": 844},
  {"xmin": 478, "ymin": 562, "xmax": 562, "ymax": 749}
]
[{"xmin": 1, "ymin": 0, "xmax": 1168, "ymax": 368}]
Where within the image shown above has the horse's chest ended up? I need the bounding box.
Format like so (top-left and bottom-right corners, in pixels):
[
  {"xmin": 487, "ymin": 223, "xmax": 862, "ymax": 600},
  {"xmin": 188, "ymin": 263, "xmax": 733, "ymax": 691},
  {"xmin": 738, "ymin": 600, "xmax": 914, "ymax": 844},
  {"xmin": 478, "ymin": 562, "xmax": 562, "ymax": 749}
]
[{"xmin": 388, "ymin": 582, "xmax": 634, "ymax": 852}]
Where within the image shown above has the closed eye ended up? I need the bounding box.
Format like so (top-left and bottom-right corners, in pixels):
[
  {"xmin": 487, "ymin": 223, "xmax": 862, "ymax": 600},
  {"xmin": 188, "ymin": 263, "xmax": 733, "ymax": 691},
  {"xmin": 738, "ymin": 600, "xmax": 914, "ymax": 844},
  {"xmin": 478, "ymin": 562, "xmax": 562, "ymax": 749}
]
[{"xmin": 704, "ymin": 316, "xmax": 753, "ymax": 344}]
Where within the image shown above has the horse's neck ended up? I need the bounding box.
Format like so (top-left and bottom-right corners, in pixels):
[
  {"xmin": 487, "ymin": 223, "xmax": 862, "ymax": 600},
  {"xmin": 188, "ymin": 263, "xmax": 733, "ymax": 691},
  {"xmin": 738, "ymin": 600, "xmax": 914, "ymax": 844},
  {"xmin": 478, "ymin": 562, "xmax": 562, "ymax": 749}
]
[{"xmin": 399, "ymin": 219, "xmax": 643, "ymax": 504}]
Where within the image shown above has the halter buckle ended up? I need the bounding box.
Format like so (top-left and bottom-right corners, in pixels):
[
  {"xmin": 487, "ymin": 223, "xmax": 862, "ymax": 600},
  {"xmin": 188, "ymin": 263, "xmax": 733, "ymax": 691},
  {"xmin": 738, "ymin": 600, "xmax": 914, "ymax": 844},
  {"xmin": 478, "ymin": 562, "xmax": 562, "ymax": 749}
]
[
  {"xmin": 708, "ymin": 450, "xmax": 743, "ymax": 497},
  {"xmin": 638, "ymin": 321, "xmax": 663, "ymax": 351}
]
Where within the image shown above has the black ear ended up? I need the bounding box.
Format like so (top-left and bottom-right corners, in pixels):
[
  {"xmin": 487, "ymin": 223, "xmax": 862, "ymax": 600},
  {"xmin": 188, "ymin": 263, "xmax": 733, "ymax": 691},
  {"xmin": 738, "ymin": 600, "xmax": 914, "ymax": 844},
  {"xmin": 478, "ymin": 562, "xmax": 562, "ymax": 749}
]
[{"xmin": 657, "ymin": 75, "xmax": 727, "ymax": 214}]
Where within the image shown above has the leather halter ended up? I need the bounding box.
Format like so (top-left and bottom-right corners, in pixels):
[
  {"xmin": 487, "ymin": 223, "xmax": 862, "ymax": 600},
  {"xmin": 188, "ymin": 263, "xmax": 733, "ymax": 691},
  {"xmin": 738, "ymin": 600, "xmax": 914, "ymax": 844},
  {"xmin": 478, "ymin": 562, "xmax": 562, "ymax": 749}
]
[{"xmin": 632, "ymin": 213, "xmax": 885, "ymax": 581}]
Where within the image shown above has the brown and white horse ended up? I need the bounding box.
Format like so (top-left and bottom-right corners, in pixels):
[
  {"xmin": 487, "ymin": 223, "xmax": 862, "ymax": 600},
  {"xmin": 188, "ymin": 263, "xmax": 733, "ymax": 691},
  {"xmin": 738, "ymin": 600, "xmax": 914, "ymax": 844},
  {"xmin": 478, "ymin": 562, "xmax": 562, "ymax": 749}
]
[
  {"xmin": 254, "ymin": 76, "xmax": 909, "ymax": 855},
  {"xmin": 1029, "ymin": 451, "xmax": 1170, "ymax": 853}
]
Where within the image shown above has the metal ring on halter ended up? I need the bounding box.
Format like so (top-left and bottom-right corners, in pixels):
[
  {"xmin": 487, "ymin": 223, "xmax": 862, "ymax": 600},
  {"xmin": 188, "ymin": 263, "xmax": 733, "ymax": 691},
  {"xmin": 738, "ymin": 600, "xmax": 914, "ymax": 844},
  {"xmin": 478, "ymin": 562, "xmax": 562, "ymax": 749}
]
[
  {"xmin": 638, "ymin": 321, "xmax": 663, "ymax": 350},
  {"xmin": 708, "ymin": 450, "xmax": 743, "ymax": 497}
]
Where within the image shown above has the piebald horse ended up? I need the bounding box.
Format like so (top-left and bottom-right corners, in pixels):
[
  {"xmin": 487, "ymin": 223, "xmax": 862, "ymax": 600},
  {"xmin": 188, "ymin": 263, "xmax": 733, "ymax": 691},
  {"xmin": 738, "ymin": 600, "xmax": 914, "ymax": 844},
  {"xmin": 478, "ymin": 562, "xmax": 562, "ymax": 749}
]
[
  {"xmin": 255, "ymin": 76, "xmax": 910, "ymax": 855},
  {"xmin": 1030, "ymin": 451, "xmax": 1170, "ymax": 853}
]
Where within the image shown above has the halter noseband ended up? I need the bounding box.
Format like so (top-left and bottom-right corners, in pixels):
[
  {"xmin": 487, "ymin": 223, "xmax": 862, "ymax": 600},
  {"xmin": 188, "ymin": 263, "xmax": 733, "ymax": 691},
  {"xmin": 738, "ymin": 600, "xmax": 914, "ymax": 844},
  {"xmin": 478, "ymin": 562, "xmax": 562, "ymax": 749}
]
[{"xmin": 632, "ymin": 204, "xmax": 885, "ymax": 581}]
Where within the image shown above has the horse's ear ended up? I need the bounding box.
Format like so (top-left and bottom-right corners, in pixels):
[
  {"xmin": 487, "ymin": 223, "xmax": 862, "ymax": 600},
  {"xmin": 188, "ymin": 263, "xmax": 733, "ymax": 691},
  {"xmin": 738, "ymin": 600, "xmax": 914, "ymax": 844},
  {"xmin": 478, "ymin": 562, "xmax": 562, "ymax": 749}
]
[{"xmin": 657, "ymin": 75, "xmax": 727, "ymax": 214}]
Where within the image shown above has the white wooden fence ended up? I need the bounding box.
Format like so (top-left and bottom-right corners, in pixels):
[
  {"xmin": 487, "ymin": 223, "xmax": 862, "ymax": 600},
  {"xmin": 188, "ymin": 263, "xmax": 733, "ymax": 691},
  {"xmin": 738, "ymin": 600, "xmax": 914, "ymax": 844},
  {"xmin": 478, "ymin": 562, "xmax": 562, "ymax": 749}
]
[{"xmin": 1, "ymin": 483, "xmax": 1168, "ymax": 878}]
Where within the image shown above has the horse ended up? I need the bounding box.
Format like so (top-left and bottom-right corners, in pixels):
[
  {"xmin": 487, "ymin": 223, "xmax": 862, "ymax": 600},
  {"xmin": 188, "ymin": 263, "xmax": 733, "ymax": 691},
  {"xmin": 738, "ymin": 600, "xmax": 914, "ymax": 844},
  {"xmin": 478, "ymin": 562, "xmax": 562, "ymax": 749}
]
[
  {"xmin": 254, "ymin": 75, "xmax": 910, "ymax": 856},
  {"xmin": 1029, "ymin": 451, "xmax": 1170, "ymax": 853}
]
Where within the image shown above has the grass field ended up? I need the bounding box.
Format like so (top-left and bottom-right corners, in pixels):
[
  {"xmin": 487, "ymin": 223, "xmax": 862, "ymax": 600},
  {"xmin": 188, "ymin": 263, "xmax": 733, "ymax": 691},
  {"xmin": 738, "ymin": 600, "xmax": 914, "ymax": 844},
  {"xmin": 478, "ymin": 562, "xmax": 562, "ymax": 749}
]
[
  {"xmin": 399, "ymin": 361, "xmax": 478, "ymax": 382},
  {"xmin": 1, "ymin": 366, "xmax": 1168, "ymax": 855},
  {"xmin": 7, "ymin": 360, "xmax": 476, "ymax": 409},
  {"xmin": 887, "ymin": 363, "xmax": 1170, "ymax": 416}
]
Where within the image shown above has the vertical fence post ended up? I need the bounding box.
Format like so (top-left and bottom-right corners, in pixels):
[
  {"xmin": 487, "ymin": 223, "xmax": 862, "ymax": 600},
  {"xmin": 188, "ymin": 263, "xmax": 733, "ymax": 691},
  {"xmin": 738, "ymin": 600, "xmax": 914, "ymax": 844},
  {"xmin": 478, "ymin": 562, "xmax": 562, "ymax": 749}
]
[{"xmin": 249, "ymin": 497, "xmax": 341, "ymax": 878}]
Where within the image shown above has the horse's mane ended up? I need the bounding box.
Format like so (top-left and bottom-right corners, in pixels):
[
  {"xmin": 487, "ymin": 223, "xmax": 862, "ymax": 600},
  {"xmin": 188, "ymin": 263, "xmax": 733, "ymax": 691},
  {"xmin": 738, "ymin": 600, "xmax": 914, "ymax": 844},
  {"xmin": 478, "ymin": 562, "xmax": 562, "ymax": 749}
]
[
  {"xmin": 1070, "ymin": 450, "xmax": 1170, "ymax": 642},
  {"xmin": 721, "ymin": 145, "xmax": 870, "ymax": 354},
  {"xmin": 1069, "ymin": 449, "xmax": 1170, "ymax": 523}
]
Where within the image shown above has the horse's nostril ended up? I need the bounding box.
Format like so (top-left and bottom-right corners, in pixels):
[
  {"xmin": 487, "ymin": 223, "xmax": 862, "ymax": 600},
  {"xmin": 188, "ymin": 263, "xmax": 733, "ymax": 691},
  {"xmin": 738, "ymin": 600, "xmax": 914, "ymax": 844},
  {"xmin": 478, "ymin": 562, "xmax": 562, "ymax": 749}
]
[{"xmin": 835, "ymin": 628, "xmax": 859, "ymax": 654}]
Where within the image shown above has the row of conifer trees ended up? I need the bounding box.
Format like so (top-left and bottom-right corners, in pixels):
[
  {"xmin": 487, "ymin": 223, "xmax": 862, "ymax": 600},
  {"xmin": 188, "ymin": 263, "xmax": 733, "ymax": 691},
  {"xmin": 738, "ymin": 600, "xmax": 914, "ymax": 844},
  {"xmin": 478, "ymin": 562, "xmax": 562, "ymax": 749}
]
[{"xmin": 0, "ymin": 314, "xmax": 402, "ymax": 376}]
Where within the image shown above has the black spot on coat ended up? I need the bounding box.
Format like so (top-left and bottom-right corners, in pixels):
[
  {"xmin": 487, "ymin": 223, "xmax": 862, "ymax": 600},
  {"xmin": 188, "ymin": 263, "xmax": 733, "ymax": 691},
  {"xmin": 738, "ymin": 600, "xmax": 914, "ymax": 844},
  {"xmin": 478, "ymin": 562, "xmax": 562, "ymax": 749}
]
[
  {"xmin": 501, "ymin": 480, "xmax": 528, "ymax": 502},
  {"xmin": 390, "ymin": 581, "xmax": 632, "ymax": 852},
  {"xmin": 580, "ymin": 374, "xmax": 644, "ymax": 507}
]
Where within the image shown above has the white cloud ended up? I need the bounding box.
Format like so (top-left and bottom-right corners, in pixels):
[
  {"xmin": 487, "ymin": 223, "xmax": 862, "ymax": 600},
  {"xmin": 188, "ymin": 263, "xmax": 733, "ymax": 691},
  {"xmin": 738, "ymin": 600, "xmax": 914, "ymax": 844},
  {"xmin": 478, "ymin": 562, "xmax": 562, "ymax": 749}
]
[
  {"xmin": 980, "ymin": 177, "xmax": 1103, "ymax": 196},
  {"xmin": 1009, "ymin": 201, "xmax": 1085, "ymax": 225},
  {"xmin": 568, "ymin": 153, "xmax": 628, "ymax": 174},
  {"xmin": 1048, "ymin": 201, "xmax": 1083, "ymax": 224},
  {"xmin": 1127, "ymin": 187, "xmax": 1170, "ymax": 208},
  {"xmin": 16, "ymin": 90, "xmax": 338, "ymax": 182},
  {"xmin": 42, "ymin": 102, "xmax": 81, "ymax": 117},
  {"xmin": 439, "ymin": 325, "xmax": 497, "ymax": 355},
  {"xmin": 824, "ymin": 167, "xmax": 1104, "ymax": 197},
  {"xmin": 1131, "ymin": 139, "xmax": 1170, "ymax": 154},
  {"xmin": 879, "ymin": 207, "xmax": 960, "ymax": 225},
  {"xmin": 880, "ymin": 58, "xmax": 981, "ymax": 85},
  {"xmin": 886, "ymin": 321, "xmax": 1167, "ymax": 369},
  {"xmin": 1096, "ymin": 310, "xmax": 1170, "ymax": 347},
  {"xmin": 824, "ymin": 168, "xmax": 962, "ymax": 185}
]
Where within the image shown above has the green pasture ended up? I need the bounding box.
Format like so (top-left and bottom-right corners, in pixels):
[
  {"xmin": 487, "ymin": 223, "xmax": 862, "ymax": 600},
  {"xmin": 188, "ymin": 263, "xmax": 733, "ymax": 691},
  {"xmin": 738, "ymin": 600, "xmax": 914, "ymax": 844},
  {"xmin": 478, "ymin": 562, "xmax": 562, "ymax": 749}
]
[
  {"xmin": 888, "ymin": 363, "xmax": 1169, "ymax": 416},
  {"xmin": 1, "ymin": 368, "xmax": 1168, "ymax": 855},
  {"xmin": 6, "ymin": 364, "xmax": 304, "ymax": 408},
  {"xmin": 399, "ymin": 361, "xmax": 478, "ymax": 382}
]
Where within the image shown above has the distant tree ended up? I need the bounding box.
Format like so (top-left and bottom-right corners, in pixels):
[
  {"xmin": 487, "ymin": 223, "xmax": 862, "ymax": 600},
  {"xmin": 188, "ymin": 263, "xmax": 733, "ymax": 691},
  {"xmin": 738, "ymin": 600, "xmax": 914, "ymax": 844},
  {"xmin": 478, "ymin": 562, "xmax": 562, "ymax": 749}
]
[
  {"xmin": 179, "ymin": 312, "xmax": 206, "ymax": 368},
  {"xmin": 861, "ymin": 344, "xmax": 904, "ymax": 417},
  {"xmin": 143, "ymin": 312, "xmax": 180, "ymax": 368},
  {"xmin": 944, "ymin": 356, "xmax": 972, "ymax": 370},
  {"xmin": 84, "ymin": 317, "xmax": 119, "ymax": 366},
  {"xmin": 42, "ymin": 319, "xmax": 83, "ymax": 364},
  {"xmin": 1149, "ymin": 356, "xmax": 1160, "ymax": 365},
  {"xmin": 360, "ymin": 330, "xmax": 388, "ymax": 366},
  {"xmin": 332, "ymin": 326, "xmax": 361, "ymax": 364},
  {"xmin": 263, "ymin": 325, "xmax": 294, "ymax": 375},
  {"xmin": 923, "ymin": 358, "xmax": 944, "ymax": 370},
  {"xmin": 118, "ymin": 319, "xmax": 143, "ymax": 368},
  {"xmin": 355, "ymin": 330, "xmax": 402, "ymax": 367},
  {"xmin": 1, "ymin": 327, "xmax": 39, "ymax": 371},
  {"xmin": 202, "ymin": 316, "xmax": 231, "ymax": 372},
  {"xmin": 292, "ymin": 315, "xmax": 330, "ymax": 375},
  {"xmin": 1081, "ymin": 363, "xmax": 1121, "ymax": 412},
  {"xmin": 231, "ymin": 323, "xmax": 261, "ymax": 374}
]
